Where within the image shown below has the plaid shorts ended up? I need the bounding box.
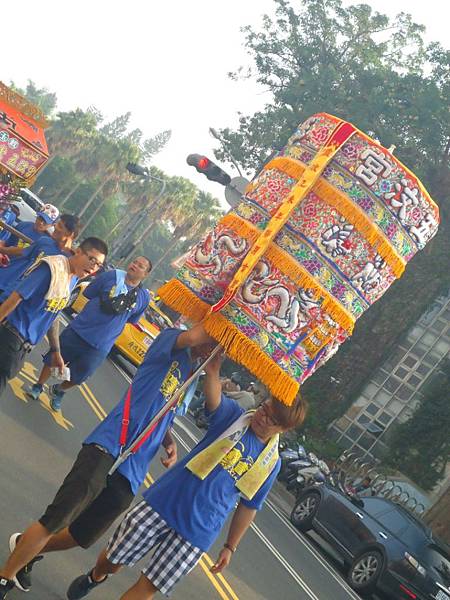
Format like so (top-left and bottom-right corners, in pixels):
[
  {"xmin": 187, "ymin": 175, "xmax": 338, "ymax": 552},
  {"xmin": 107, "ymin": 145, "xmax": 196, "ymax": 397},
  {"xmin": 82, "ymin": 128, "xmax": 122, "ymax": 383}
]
[{"xmin": 106, "ymin": 501, "xmax": 203, "ymax": 596}]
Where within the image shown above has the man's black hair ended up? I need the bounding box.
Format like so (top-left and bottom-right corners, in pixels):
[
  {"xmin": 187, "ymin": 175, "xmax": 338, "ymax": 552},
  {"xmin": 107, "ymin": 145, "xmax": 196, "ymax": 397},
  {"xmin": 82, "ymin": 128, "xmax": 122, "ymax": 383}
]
[
  {"xmin": 80, "ymin": 237, "xmax": 108, "ymax": 256},
  {"xmin": 60, "ymin": 213, "xmax": 81, "ymax": 237},
  {"xmin": 140, "ymin": 256, "xmax": 152, "ymax": 272}
]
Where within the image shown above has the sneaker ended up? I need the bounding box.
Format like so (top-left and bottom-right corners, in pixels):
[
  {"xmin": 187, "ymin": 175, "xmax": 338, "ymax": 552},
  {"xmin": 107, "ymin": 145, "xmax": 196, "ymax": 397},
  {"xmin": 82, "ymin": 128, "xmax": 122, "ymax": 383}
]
[
  {"xmin": 25, "ymin": 383, "xmax": 43, "ymax": 401},
  {"xmin": 49, "ymin": 384, "xmax": 65, "ymax": 411},
  {"xmin": 67, "ymin": 571, "xmax": 107, "ymax": 600},
  {"xmin": 0, "ymin": 578, "xmax": 14, "ymax": 599},
  {"xmin": 9, "ymin": 533, "xmax": 43, "ymax": 592}
]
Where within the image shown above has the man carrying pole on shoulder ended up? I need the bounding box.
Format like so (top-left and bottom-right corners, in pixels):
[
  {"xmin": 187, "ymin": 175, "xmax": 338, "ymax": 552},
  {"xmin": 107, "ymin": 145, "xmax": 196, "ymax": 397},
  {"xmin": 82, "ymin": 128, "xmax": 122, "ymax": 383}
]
[
  {"xmin": 65, "ymin": 350, "xmax": 307, "ymax": 600},
  {"xmin": 0, "ymin": 324, "xmax": 215, "ymax": 598}
]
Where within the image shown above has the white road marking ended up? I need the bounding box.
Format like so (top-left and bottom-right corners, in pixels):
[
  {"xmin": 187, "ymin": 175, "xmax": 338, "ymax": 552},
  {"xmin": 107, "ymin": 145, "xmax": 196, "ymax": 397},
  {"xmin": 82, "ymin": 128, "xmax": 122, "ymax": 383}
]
[{"xmin": 251, "ymin": 522, "xmax": 321, "ymax": 600}]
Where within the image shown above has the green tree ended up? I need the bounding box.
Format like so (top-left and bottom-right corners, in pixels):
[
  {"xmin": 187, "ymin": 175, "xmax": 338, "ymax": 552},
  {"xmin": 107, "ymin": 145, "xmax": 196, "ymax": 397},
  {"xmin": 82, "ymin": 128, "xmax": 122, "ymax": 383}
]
[
  {"xmin": 386, "ymin": 361, "xmax": 450, "ymax": 491},
  {"xmin": 213, "ymin": 0, "xmax": 450, "ymax": 429},
  {"xmin": 149, "ymin": 190, "xmax": 222, "ymax": 277},
  {"xmin": 10, "ymin": 79, "xmax": 57, "ymax": 117}
]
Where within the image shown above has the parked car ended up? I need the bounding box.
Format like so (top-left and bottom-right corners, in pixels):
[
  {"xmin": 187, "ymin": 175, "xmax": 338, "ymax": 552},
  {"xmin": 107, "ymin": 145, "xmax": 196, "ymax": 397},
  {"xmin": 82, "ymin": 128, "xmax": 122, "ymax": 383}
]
[
  {"xmin": 65, "ymin": 279, "xmax": 173, "ymax": 366},
  {"xmin": 12, "ymin": 188, "xmax": 44, "ymax": 222},
  {"xmin": 290, "ymin": 483, "xmax": 450, "ymax": 599}
]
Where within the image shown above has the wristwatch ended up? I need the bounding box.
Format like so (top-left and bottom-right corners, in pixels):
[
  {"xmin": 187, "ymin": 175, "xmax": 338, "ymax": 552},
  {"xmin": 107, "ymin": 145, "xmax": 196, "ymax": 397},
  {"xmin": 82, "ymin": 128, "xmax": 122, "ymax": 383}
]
[{"xmin": 224, "ymin": 542, "xmax": 236, "ymax": 553}]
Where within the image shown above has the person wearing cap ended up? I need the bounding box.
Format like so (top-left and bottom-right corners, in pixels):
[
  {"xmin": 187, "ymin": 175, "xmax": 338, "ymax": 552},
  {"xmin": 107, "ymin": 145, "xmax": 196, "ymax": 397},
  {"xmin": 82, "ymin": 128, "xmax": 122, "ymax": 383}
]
[
  {"xmin": 0, "ymin": 213, "xmax": 80, "ymax": 300},
  {"xmin": 3, "ymin": 203, "xmax": 60, "ymax": 249}
]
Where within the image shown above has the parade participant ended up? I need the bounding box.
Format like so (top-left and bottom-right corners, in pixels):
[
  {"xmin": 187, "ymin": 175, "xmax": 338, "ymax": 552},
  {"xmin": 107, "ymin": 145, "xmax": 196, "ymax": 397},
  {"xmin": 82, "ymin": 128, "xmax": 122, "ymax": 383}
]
[
  {"xmin": 2, "ymin": 203, "xmax": 59, "ymax": 249},
  {"xmin": 65, "ymin": 352, "xmax": 306, "ymax": 600},
  {"xmin": 0, "ymin": 205, "xmax": 20, "ymax": 246},
  {"xmin": 0, "ymin": 213, "xmax": 80, "ymax": 299},
  {"xmin": 226, "ymin": 382, "xmax": 257, "ymax": 410},
  {"xmin": 0, "ymin": 324, "xmax": 214, "ymax": 597},
  {"xmin": 0, "ymin": 237, "xmax": 107, "ymax": 397},
  {"xmin": 27, "ymin": 256, "xmax": 152, "ymax": 411}
]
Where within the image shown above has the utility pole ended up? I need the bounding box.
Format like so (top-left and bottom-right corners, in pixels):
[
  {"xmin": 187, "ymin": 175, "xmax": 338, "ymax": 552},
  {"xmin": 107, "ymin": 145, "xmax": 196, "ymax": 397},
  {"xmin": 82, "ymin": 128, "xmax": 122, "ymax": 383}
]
[{"xmin": 109, "ymin": 163, "xmax": 166, "ymax": 264}]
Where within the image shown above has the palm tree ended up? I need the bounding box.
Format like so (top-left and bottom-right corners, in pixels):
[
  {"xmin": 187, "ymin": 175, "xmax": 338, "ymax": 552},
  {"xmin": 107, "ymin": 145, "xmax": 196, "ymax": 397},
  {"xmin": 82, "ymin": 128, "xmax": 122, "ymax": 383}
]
[{"xmin": 149, "ymin": 190, "xmax": 222, "ymax": 276}]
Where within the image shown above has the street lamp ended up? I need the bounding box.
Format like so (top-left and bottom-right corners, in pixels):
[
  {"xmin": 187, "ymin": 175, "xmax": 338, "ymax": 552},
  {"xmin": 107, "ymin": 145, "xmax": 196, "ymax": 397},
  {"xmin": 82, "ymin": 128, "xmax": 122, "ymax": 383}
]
[{"xmin": 126, "ymin": 163, "xmax": 167, "ymax": 196}]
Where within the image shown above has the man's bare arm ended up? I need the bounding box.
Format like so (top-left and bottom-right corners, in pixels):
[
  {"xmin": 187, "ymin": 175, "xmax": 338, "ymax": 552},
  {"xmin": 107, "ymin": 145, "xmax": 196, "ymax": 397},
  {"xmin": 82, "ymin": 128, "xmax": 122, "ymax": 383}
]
[
  {"xmin": 211, "ymin": 503, "xmax": 256, "ymax": 574},
  {"xmin": 0, "ymin": 292, "xmax": 22, "ymax": 323},
  {"xmin": 175, "ymin": 324, "xmax": 214, "ymax": 349},
  {"xmin": 0, "ymin": 246, "xmax": 24, "ymax": 258},
  {"xmin": 203, "ymin": 351, "xmax": 223, "ymax": 413},
  {"xmin": 47, "ymin": 319, "xmax": 61, "ymax": 352}
]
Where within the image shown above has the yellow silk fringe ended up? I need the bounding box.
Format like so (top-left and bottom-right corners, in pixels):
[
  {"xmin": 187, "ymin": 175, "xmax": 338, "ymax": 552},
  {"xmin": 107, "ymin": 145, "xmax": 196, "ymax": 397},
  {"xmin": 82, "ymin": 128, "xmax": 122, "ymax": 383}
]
[
  {"xmin": 158, "ymin": 279, "xmax": 300, "ymax": 406},
  {"xmin": 254, "ymin": 156, "xmax": 405, "ymax": 277},
  {"xmin": 219, "ymin": 212, "xmax": 355, "ymax": 332},
  {"xmin": 158, "ymin": 279, "xmax": 210, "ymax": 322}
]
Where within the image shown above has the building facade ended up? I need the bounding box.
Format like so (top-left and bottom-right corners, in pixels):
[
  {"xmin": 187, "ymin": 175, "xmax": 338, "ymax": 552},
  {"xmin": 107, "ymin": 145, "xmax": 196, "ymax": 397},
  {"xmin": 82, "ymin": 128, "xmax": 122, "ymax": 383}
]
[{"xmin": 328, "ymin": 288, "xmax": 450, "ymax": 496}]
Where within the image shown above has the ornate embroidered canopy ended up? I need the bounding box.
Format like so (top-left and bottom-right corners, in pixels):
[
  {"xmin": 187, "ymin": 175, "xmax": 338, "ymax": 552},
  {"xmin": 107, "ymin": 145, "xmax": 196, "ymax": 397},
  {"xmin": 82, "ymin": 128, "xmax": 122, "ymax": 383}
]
[{"xmin": 159, "ymin": 113, "xmax": 439, "ymax": 406}]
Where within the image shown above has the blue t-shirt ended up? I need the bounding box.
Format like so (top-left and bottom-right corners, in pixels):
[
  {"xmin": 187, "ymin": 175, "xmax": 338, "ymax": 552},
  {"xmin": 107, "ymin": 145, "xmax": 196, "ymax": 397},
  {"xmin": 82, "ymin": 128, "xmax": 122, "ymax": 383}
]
[
  {"xmin": 143, "ymin": 396, "xmax": 281, "ymax": 551},
  {"xmin": 85, "ymin": 328, "xmax": 192, "ymax": 494},
  {"xmin": 69, "ymin": 270, "xmax": 150, "ymax": 353},
  {"xmin": 0, "ymin": 236, "xmax": 61, "ymax": 299},
  {"xmin": 0, "ymin": 209, "xmax": 17, "ymax": 242},
  {"xmin": 5, "ymin": 221, "xmax": 44, "ymax": 248},
  {"xmin": 6, "ymin": 263, "xmax": 77, "ymax": 345}
]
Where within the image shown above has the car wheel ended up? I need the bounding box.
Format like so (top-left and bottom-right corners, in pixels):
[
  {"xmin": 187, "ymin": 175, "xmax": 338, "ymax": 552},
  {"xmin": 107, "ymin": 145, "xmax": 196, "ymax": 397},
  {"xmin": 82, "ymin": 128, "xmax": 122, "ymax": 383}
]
[
  {"xmin": 348, "ymin": 550, "xmax": 383, "ymax": 596},
  {"xmin": 290, "ymin": 491, "xmax": 320, "ymax": 532}
]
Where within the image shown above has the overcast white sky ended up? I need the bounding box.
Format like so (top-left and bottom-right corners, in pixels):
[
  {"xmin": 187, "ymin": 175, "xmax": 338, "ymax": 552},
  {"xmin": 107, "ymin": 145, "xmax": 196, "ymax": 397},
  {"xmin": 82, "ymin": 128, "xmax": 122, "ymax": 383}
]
[{"xmin": 3, "ymin": 0, "xmax": 449, "ymax": 205}]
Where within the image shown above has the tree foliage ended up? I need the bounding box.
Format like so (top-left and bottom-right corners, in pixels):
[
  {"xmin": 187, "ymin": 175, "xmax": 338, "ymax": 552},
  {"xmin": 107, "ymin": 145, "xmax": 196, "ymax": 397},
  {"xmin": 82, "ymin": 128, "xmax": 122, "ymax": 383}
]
[
  {"xmin": 386, "ymin": 361, "xmax": 450, "ymax": 491},
  {"xmin": 18, "ymin": 82, "xmax": 221, "ymax": 284},
  {"xmin": 214, "ymin": 0, "xmax": 450, "ymax": 431}
]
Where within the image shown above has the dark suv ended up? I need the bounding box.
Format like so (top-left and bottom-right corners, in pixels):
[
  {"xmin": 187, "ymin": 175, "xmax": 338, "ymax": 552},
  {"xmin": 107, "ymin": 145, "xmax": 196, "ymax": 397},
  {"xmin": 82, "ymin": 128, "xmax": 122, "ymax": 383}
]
[{"xmin": 291, "ymin": 484, "xmax": 450, "ymax": 599}]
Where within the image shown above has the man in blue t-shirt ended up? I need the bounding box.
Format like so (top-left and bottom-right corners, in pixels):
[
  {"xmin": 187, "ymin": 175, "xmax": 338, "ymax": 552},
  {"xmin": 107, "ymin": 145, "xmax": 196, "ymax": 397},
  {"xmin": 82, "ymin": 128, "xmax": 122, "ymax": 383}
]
[
  {"xmin": 0, "ymin": 237, "xmax": 108, "ymax": 398},
  {"xmin": 27, "ymin": 257, "xmax": 152, "ymax": 411},
  {"xmin": 65, "ymin": 353, "xmax": 307, "ymax": 600},
  {"xmin": 0, "ymin": 213, "xmax": 80, "ymax": 300},
  {"xmin": 3, "ymin": 203, "xmax": 59, "ymax": 250},
  {"xmin": 0, "ymin": 325, "xmax": 215, "ymax": 597},
  {"xmin": 0, "ymin": 205, "xmax": 20, "ymax": 245}
]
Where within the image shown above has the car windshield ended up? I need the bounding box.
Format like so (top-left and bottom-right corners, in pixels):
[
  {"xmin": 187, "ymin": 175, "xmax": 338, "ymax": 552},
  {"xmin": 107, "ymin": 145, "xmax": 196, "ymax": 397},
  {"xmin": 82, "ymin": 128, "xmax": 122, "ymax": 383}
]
[
  {"xmin": 20, "ymin": 190, "xmax": 43, "ymax": 211},
  {"xmin": 145, "ymin": 306, "xmax": 171, "ymax": 329}
]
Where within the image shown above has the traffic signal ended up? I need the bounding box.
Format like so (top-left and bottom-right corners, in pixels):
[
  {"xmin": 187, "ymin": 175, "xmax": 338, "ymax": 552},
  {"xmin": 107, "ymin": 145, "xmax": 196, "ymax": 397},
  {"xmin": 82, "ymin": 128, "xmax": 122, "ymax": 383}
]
[{"xmin": 186, "ymin": 154, "xmax": 231, "ymax": 186}]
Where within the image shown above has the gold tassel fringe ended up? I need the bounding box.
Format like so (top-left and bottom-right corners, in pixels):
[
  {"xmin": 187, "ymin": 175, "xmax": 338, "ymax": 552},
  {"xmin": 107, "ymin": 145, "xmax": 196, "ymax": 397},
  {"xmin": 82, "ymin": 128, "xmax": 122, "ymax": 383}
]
[
  {"xmin": 260, "ymin": 157, "xmax": 405, "ymax": 277},
  {"xmin": 314, "ymin": 179, "xmax": 406, "ymax": 277},
  {"xmin": 157, "ymin": 280, "xmax": 210, "ymax": 322},
  {"xmin": 218, "ymin": 212, "xmax": 355, "ymax": 332},
  {"xmin": 158, "ymin": 279, "xmax": 300, "ymax": 406}
]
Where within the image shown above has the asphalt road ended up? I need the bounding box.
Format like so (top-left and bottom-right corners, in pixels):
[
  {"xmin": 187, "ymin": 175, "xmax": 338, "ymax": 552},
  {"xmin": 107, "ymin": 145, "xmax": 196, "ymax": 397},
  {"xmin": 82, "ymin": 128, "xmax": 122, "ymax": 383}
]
[{"xmin": 0, "ymin": 331, "xmax": 369, "ymax": 600}]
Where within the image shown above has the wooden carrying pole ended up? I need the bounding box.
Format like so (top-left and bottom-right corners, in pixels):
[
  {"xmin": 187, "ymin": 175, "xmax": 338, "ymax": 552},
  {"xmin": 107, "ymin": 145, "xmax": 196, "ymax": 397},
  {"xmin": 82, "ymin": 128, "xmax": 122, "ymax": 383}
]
[
  {"xmin": 0, "ymin": 221, "xmax": 33, "ymax": 245},
  {"xmin": 108, "ymin": 344, "xmax": 221, "ymax": 475}
]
